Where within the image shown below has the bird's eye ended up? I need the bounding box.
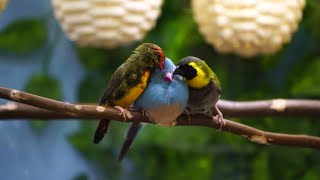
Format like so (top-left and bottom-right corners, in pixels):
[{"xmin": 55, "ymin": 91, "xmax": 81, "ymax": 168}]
[{"xmin": 157, "ymin": 54, "xmax": 161, "ymax": 61}]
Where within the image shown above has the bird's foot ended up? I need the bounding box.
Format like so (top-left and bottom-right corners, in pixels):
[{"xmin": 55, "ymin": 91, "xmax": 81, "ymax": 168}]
[
  {"xmin": 141, "ymin": 110, "xmax": 148, "ymax": 117},
  {"xmin": 127, "ymin": 108, "xmax": 148, "ymax": 117},
  {"xmin": 213, "ymin": 114, "xmax": 226, "ymax": 131},
  {"xmin": 170, "ymin": 119, "xmax": 177, "ymax": 127},
  {"xmin": 114, "ymin": 106, "xmax": 133, "ymax": 121},
  {"xmin": 214, "ymin": 105, "xmax": 226, "ymax": 130}
]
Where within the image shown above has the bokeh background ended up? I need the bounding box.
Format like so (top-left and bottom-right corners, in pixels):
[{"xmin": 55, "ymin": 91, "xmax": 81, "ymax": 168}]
[{"xmin": 0, "ymin": 0, "xmax": 320, "ymax": 179}]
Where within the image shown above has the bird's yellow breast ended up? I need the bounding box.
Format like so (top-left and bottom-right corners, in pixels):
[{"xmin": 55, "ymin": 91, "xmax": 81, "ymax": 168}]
[{"xmin": 115, "ymin": 71, "xmax": 150, "ymax": 107}]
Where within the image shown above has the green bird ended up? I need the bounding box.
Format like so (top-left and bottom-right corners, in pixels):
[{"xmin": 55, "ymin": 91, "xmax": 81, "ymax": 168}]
[
  {"xmin": 93, "ymin": 43, "xmax": 165, "ymax": 144},
  {"xmin": 173, "ymin": 56, "xmax": 225, "ymax": 126}
]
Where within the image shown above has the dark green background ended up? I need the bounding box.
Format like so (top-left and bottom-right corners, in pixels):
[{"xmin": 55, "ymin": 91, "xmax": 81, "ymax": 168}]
[{"xmin": 1, "ymin": 0, "xmax": 320, "ymax": 179}]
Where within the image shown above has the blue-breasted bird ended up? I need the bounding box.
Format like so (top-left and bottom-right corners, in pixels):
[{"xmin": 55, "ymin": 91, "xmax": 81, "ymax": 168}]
[
  {"xmin": 93, "ymin": 43, "xmax": 166, "ymax": 144},
  {"xmin": 173, "ymin": 56, "xmax": 225, "ymax": 126},
  {"xmin": 118, "ymin": 57, "xmax": 189, "ymax": 161}
]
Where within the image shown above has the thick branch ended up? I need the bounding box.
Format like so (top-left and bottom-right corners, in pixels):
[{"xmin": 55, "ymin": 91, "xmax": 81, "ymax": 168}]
[
  {"xmin": 2, "ymin": 98, "xmax": 320, "ymax": 120},
  {"xmin": 0, "ymin": 102, "xmax": 71, "ymax": 119},
  {"xmin": 0, "ymin": 87, "xmax": 320, "ymax": 149},
  {"xmin": 217, "ymin": 99, "xmax": 320, "ymax": 118}
]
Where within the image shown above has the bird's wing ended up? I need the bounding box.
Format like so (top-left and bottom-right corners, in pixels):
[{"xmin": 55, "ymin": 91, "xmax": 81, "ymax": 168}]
[
  {"xmin": 209, "ymin": 69, "xmax": 221, "ymax": 92},
  {"xmin": 99, "ymin": 64, "xmax": 128, "ymax": 105}
]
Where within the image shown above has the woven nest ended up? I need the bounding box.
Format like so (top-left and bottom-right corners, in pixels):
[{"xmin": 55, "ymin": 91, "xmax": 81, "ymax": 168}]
[
  {"xmin": 192, "ymin": 0, "xmax": 305, "ymax": 57},
  {"xmin": 52, "ymin": 0, "xmax": 163, "ymax": 48}
]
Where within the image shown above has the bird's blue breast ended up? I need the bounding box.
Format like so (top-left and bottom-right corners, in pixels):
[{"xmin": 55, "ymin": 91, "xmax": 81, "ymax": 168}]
[{"xmin": 133, "ymin": 58, "xmax": 189, "ymax": 115}]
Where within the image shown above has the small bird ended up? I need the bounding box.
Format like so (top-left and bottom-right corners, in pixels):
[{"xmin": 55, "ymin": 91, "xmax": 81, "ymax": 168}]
[
  {"xmin": 173, "ymin": 56, "xmax": 225, "ymax": 127},
  {"xmin": 93, "ymin": 43, "xmax": 166, "ymax": 144},
  {"xmin": 133, "ymin": 57, "xmax": 189, "ymax": 126},
  {"xmin": 118, "ymin": 57, "xmax": 189, "ymax": 161}
]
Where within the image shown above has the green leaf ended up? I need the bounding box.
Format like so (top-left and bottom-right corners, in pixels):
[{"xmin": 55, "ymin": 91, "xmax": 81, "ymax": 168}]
[
  {"xmin": 73, "ymin": 173, "xmax": 89, "ymax": 180},
  {"xmin": 261, "ymin": 52, "xmax": 284, "ymax": 70},
  {"xmin": 304, "ymin": 0, "xmax": 320, "ymax": 42},
  {"xmin": 77, "ymin": 72, "xmax": 110, "ymax": 102},
  {"xmin": 291, "ymin": 58, "xmax": 320, "ymax": 97},
  {"xmin": 252, "ymin": 151, "xmax": 269, "ymax": 180},
  {"xmin": 25, "ymin": 73, "xmax": 62, "ymax": 99},
  {"xmin": 145, "ymin": 12, "xmax": 202, "ymax": 63},
  {"xmin": 24, "ymin": 73, "xmax": 62, "ymax": 130},
  {"xmin": 136, "ymin": 126, "xmax": 213, "ymax": 148},
  {"xmin": 302, "ymin": 165, "xmax": 320, "ymax": 180},
  {"xmin": 0, "ymin": 19, "xmax": 47, "ymax": 54},
  {"xmin": 76, "ymin": 47, "xmax": 108, "ymax": 70}
]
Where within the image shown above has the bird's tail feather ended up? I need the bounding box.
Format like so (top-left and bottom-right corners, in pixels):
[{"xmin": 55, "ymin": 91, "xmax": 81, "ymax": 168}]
[
  {"xmin": 118, "ymin": 122, "xmax": 143, "ymax": 161},
  {"xmin": 93, "ymin": 119, "xmax": 111, "ymax": 144}
]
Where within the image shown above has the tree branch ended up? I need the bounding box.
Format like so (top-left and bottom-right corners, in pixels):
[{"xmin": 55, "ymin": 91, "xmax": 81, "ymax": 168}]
[
  {"xmin": 0, "ymin": 102, "xmax": 70, "ymax": 120},
  {"xmin": 0, "ymin": 87, "xmax": 320, "ymax": 149},
  {"xmin": 2, "ymin": 97, "xmax": 320, "ymax": 120},
  {"xmin": 217, "ymin": 99, "xmax": 320, "ymax": 118}
]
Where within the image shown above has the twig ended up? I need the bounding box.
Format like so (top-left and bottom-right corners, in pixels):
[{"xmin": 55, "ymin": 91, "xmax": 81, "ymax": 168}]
[{"xmin": 0, "ymin": 87, "xmax": 320, "ymax": 149}]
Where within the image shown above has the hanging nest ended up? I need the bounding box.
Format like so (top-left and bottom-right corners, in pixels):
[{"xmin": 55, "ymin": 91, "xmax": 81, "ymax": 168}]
[
  {"xmin": 52, "ymin": 0, "xmax": 163, "ymax": 48},
  {"xmin": 192, "ymin": 0, "xmax": 305, "ymax": 57}
]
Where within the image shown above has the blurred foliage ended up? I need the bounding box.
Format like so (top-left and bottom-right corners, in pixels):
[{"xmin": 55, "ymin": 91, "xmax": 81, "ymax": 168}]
[
  {"xmin": 0, "ymin": 19, "xmax": 46, "ymax": 54},
  {"xmin": 69, "ymin": 121, "xmax": 128, "ymax": 179},
  {"xmin": 77, "ymin": 72, "xmax": 107, "ymax": 102},
  {"xmin": 252, "ymin": 150, "xmax": 269, "ymax": 180},
  {"xmin": 73, "ymin": 173, "xmax": 89, "ymax": 180},
  {"xmin": 71, "ymin": 0, "xmax": 320, "ymax": 179},
  {"xmin": 291, "ymin": 57, "xmax": 320, "ymax": 97},
  {"xmin": 76, "ymin": 47, "xmax": 108, "ymax": 71},
  {"xmin": 305, "ymin": 0, "xmax": 320, "ymax": 43},
  {"xmin": 1, "ymin": 0, "xmax": 320, "ymax": 179},
  {"xmin": 24, "ymin": 72, "xmax": 62, "ymax": 101},
  {"xmin": 24, "ymin": 73, "xmax": 62, "ymax": 130}
]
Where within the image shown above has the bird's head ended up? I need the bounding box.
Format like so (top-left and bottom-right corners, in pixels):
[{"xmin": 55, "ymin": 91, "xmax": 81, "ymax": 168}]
[
  {"xmin": 173, "ymin": 56, "xmax": 213, "ymax": 89},
  {"xmin": 152, "ymin": 57, "xmax": 176, "ymax": 82},
  {"xmin": 135, "ymin": 43, "xmax": 165, "ymax": 70},
  {"xmin": 151, "ymin": 44, "xmax": 165, "ymax": 70}
]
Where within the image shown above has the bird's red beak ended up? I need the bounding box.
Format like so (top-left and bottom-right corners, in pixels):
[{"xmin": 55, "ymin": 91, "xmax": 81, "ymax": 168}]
[{"xmin": 165, "ymin": 72, "xmax": 173, "ymax": 82}]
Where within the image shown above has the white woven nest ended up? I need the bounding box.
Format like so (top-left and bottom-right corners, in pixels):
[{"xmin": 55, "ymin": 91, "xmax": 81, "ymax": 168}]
[
  {"xmin": 192, "ymin": 0, "xmax": 305, "ymax": 57},
  {"xmin": 52, "ymin": 0, "xmax": 163, "ymax": 48}
]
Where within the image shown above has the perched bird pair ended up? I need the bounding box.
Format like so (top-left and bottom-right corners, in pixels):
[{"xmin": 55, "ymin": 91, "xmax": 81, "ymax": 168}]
[{"xmin": 93, "ymin": 43, "xmax": 224, "ymax": 161}]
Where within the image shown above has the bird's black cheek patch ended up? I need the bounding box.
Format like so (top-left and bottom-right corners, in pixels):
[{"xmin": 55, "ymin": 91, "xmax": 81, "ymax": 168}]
[{"xmin": 183, "ymin": 66, "xmax": 197, "ymax": 80}]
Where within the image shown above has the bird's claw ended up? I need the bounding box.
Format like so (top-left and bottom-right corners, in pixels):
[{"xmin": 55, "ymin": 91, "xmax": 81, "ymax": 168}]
[
  {"xmin": 114, "ymin": 106, "xmax": 133, "ymax": 121},
  {"xmin": 214, "ymin": 105, "xmax": 226, "ymax": 131},
  {"xmin": 170, "ymin": 119, "xmax": 177, "ymax": 127},
  {"xmin": 215, "ymin": 114, "xmax": 226, "ymax": 130},
  {"xmin": 141, "ymin": 110, "xmax": 149, "ymax": 117},
  {"xmin": 127, "ymin": 107, "xmax": 148, "ymax": 117}
]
